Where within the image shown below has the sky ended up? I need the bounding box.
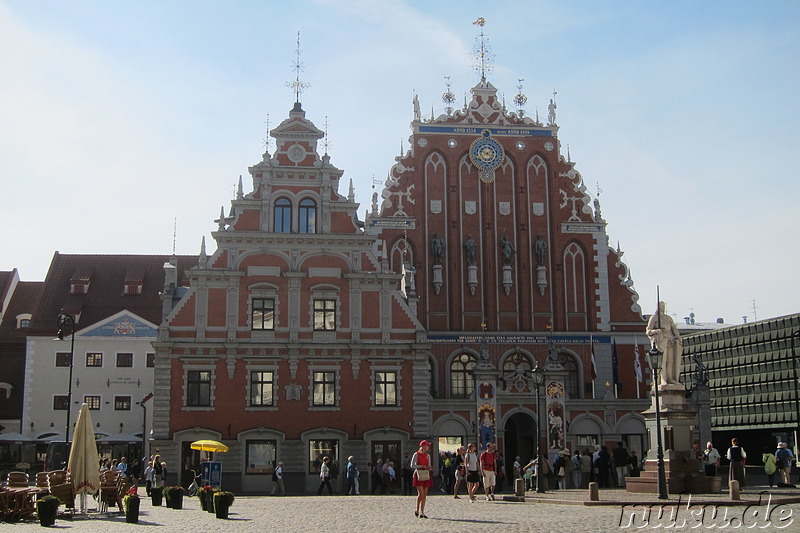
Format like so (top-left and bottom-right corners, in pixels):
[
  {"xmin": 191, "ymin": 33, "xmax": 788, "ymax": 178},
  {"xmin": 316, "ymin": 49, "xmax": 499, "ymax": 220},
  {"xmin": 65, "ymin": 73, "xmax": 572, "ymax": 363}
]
[{"xmin": 1, "ymin": 0, "xmax": 798, "ymax": 326}]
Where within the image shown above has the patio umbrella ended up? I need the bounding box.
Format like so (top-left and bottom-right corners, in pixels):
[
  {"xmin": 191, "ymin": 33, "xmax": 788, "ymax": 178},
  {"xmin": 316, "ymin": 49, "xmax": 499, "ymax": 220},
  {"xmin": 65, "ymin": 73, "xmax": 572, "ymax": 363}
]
[
  {"xmin": 68, "ymin": 404, "xmax": 100, "ymax": 511},
  {"xmin": 190, "ymin": 439, "xmax": 228, "ymax": 452},
  {"xmin": 0, "ymin": 432, "xmax": 34, "ymax": 443}
]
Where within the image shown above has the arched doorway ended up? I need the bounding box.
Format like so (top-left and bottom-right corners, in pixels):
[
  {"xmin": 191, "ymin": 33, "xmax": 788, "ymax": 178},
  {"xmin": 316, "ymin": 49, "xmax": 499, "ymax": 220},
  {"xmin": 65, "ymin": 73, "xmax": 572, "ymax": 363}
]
[{"xmin": 503, "ymin": 412, "xmax": 537, "ymax": 479}]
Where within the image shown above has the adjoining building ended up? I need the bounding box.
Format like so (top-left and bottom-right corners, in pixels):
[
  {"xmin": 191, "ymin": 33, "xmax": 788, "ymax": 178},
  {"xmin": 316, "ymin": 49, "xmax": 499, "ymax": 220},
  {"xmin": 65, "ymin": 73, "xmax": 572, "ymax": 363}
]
[{"xmin": 681, "ymin": 313, "xmax": 800, "ymax": 461}]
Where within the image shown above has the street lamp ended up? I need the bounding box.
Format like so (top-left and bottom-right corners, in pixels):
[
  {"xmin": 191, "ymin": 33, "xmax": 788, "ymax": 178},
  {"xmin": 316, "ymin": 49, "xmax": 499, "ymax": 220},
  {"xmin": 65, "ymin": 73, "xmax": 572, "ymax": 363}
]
[
  {"xmin": 531, "ymin": 362, "xmax": 546, "ymax": 493},
  {"xmin": 646, "ymin": 346, "xmax": 668, "ymax": 500},
  {"xmin": 57, "ymin": 313, "xmax": 76, "ymax": 449}
]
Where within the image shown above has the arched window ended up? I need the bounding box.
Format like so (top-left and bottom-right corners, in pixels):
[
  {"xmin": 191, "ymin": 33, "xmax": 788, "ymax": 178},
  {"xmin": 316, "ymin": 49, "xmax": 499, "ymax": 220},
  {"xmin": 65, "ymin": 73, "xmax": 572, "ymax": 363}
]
[
  {"xmin": 274, "ymin": 198, "xmax": 292, "ymax": 233},
  {"xmin": 298, "ymin": 198, "xmax": 317, "ymax": 234},
  {"xmin": 450, "ymin": 353, "xmax": 475, "ymax": 399},
  {"xmin": 558, "ymin": 353, "xmax": 580, "ymax": 399}
]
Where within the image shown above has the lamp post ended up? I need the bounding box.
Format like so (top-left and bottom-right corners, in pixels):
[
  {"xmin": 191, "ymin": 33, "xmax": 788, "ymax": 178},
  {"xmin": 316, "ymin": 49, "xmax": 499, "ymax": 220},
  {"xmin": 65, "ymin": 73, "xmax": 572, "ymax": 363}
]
[
  {"xmin": 790, "ymin": 330, "xmax": 800, "ymax": 481},
  {"xmin": 531, "ymin": 362, "xmax": 546, "ymax": 493},
  {"xmin": 646, "ymin": 346, "xmax": 668, "ymax": 500},
  {"xmin": 57, "ymin": 313, "xmax": 76, "ymax": 448}
]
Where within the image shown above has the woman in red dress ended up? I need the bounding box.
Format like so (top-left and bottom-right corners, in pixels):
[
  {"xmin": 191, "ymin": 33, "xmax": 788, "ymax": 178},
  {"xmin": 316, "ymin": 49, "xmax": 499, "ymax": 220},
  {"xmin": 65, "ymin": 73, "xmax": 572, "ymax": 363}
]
[{"xmin": 411, "ymin": 440, "xmax": 433, "ymax": 518}]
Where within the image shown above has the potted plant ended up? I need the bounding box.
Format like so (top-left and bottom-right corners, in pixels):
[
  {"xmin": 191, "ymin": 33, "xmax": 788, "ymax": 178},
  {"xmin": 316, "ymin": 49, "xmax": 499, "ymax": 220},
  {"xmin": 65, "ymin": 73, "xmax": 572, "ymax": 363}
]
[
  {"xmin": 198, "ymin": 485, "xmax": 211, "ymax": 511},
  {"xmin": 203, "ymin": 486, "xmax": 217, "ymax": 513},
  {"xmin": 123, "ymin": 486, "xmax": 140, "ymax": 524},
  {"xmin": 163, "ymin": 485, "xmax": 184, "ymax": 509},
  {"xmin": 36, "ymin": 494, "xmax": 60, "ymax": 527},
  {"xmin": 212, "ymin": 491, "xmax": 234, "ymax": 519},
  {"xmin": 151, "ymin": 485, "xmax": 163, "ymax": 506}
]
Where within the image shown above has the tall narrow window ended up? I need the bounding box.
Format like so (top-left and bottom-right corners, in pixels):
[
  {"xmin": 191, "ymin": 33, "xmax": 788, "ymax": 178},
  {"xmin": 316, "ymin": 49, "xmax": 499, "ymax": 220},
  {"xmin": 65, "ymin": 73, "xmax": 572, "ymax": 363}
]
[
  {"xmin": 450, "ymin": 353, "xmax": 475, "ymax": 399},
  {"xmin": 187, "ymin": 370, "xmax": 212, "ymax": 406},
  {"xmin": 298, "ymin": 198, "xmax": 317, "ymax": 234},
  {"xmin": 375, "ymin": 371, "xmax": 398, "ymax": 406},
  {"xmin": 273, "ymin": 198, "xmax": 292, "ymax": 233},
  {"xmin": 250, "ymin": 371, "xmax": 274, "ymax": 406},
  {"xmin": 312, "ymin": 371, "xmax": 336, "ymax": 406},
  {"xmin": 313, "ymin": 299, "xmax": 336, "ymax": 331},
  {"xmin": 252, "ymin": 298, "xmax": 275, "ymax": 330}
]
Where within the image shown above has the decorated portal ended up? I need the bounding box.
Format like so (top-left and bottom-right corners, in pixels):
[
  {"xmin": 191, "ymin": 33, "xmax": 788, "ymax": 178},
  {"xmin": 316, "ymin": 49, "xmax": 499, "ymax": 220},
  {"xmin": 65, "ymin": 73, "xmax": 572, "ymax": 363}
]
[
  {"xmin": 546, "ymin": 380, "xmax": 566, "ymax": 451},
  {"xmin": 477, "ymin": 380, "xmax": 496, "ymax": 448}
]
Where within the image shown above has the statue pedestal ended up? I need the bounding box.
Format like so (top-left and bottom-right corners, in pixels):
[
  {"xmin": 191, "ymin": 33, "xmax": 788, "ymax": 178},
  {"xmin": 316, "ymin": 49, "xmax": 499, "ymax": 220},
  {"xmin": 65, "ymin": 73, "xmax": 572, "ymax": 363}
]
[
  {"xmin": 432, "ymin": 264, "xmax": 443, "ymax": 295},
  {"xmin": 502, "ymin": 265, "xmax": 512, "ymax": 295},
  {"xmin": 467, "ymin": 265, "xmax": 478, "ymax": 295},
  {"xmin": 626, "ymin": 389, "xmax": 721, "ymax": 494}
]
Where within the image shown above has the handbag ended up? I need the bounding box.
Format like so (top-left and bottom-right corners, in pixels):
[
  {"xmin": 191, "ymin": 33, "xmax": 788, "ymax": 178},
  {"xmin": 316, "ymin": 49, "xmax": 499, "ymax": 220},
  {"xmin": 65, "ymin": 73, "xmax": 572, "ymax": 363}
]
[{"xmin": 416, "ymin": 469, "xmax": 430, "ymax": 481}]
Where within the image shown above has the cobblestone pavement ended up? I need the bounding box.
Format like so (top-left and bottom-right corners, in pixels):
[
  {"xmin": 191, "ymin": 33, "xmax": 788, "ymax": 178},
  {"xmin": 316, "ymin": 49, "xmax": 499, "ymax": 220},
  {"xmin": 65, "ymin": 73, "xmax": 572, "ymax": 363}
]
[{"xmin": 6, "ymin": 487, "xmax": 800, "ymax": 532}]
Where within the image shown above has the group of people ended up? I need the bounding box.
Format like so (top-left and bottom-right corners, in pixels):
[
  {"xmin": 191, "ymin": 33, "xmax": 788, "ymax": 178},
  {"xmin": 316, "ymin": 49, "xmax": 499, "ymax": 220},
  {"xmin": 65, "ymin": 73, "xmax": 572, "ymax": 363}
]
[{"xmin": 96, "ymin": 453, "xmax": 165, "ymax": 496}]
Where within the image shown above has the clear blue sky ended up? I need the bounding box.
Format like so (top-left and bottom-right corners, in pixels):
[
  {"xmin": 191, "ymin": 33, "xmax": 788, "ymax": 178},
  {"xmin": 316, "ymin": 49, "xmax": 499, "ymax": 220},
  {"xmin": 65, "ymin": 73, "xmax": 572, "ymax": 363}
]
[{"xmin": 1, "ymin": 0, "xmax": 798, "ymax": 325}]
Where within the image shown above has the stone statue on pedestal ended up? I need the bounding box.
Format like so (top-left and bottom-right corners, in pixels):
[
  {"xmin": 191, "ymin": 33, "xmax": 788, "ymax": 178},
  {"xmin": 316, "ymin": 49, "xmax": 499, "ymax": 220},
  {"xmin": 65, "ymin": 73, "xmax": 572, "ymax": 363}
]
[{"xmin": 646, "ymin": 301, "xmax": 683, "ymax": 389}]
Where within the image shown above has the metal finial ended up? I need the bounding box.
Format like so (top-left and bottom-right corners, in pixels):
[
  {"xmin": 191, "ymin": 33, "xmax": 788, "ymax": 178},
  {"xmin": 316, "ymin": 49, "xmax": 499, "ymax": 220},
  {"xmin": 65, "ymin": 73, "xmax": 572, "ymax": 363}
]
[
  {"xmin": 442, "ymin": 76, "xmax": 455, "ymax": 116},
  {"xmin": 285, "ymin": 30, "xmax": 310, "ymax": 103},
  {"xmin": 172, "ymin": 218, "xmax": 177, "ymax": 255},
  {"xmin": 263, "ymin": 113, "xmax": 271, "ymax": 152},
  {"xmin": 513, "ymin": 79, "xmax": 527, "ymax": 118},
  {"xmin": 596, "ymin": 182, "xmax": 603, "ymax": 198},
  {"xmin": 472, "ymin": 18, "xmax": 494, "ymax": 83},
  {"xmin": 322, "ymin": 115, "xmax": 331, "ymax": 155}
]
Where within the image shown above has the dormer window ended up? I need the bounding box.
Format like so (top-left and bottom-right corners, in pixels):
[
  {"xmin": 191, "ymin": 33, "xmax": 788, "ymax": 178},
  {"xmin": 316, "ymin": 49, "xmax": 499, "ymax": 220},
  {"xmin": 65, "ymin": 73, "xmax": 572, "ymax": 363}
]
[
  {"xmin": 16, "ymin": 314, "xmax": 32, "ymax": 328},
  {"xmin": 123, "ymin": 267, "xmax": 145, "ymax": 295},
  {"xmin": 123, "ymin": 283, "xmax": 143, "ymax": 295},
  {"xmin": 71, "ymin": 283, "xmax": 87, "ymax": 294}
]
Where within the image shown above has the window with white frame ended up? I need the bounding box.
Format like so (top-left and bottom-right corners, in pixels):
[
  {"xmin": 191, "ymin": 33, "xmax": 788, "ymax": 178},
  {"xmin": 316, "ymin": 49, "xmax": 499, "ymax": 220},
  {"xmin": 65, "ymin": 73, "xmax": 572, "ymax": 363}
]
[
  {"xmin": 187, "ymin": 370, "xmax": 212, "ymax": 407},
  {"xmin": 84, "ymin": 395, "xmax": 101, "ymax": 410},
  {"xmin": 251, "ymin": 298, "xmax": 275, "ymax": 330},
  {"xmin": 249, "ymin": 370, "xmax": 274, "ymax": 407},
  {"xmin": 374, "ymin": 371, "xmax": 398, "ymax": 406},
  {"xmin": 450, "ymin": 353, "xmax": 476, "ymax": 399},
  {"xmin": 312, "ymin": 371, "xmax": 336, "ymax": 407},
  {"xmin": 313, "ymin": 299, "xmax": 336, "ymax": 331}
]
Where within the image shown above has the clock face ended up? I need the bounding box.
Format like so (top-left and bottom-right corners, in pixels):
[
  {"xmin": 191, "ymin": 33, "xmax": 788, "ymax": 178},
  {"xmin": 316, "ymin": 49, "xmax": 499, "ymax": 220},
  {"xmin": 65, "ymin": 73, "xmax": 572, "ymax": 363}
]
[{"xmin": 469, "ymin": 130, "xmax": 505, "ymax": 183}]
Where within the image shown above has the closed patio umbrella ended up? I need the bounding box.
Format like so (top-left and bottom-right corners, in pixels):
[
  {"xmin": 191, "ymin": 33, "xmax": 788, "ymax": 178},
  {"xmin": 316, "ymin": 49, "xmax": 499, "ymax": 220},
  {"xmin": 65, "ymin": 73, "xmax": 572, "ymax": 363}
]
[{"xmin": 67, "ymin": 404, "xmax": 100, "ymax": 512}]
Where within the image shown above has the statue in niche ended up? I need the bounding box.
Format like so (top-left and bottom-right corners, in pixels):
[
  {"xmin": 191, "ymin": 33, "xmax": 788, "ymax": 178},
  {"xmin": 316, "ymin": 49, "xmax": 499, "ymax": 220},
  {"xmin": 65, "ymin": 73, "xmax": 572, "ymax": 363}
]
[
  {"xmin": 646, "ymin": 301, "xmax": 684, "ymax": 388},
  {"xmin": 413, "ymin": 94, "xmax": 421, "ymax": 121},
  {"xmin": 499, "ymin": 235, "xmax": 515, "ymax": 266},
  {"xmin": 534, "ymin": 235, "xmax": 547, "ymax": 266},
  {"xmin": 430, "ymin": 233, "xmax": 445, "ymax": 264},
  {"xmin": 548, "ymin": 98, "xmax": 557, "ymax": 126},
  {"xmin": 464, "ymin": 235, "xmax": 477, "ymax": 266}
]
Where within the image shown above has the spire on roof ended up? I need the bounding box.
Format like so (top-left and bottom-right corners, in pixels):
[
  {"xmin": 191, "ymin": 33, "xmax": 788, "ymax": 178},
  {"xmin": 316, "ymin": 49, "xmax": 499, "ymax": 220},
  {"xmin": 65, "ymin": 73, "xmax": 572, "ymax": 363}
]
[
  {"xmin": 348, "ymin": 178, "xmax": 354, "ymax": 202},
  {"xmin": 216, "ymin": 207, "xmax": 226, "ymax": 231},
  {"xmin": 471, "ymin": 18, "xmax": 494, "ymax": 84},
  {"xmin": 237, "ymin": 175, "xmax": 243, "ymax": 200},
  {"xmin": 285, "ymin": 30, "xmax": 310, "ymax": 106}
]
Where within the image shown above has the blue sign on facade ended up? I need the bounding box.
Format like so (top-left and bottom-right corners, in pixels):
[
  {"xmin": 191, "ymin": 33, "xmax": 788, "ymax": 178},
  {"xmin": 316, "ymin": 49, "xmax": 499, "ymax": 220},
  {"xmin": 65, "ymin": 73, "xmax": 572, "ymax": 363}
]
[
  {"xmin": 417, "ymin": 125, "xmax": 554, "ymax": 137},
  {"xmin": 82, "ymin": 314, "xmax": 157, "ymax": 337}
]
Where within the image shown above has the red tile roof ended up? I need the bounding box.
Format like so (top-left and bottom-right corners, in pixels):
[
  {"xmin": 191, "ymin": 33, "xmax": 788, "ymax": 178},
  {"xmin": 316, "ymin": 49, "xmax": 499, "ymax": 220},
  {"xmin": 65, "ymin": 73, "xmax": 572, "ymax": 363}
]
[{"xmin": 27, "ymin": 252, "xmax": 197, "ymax": 335}]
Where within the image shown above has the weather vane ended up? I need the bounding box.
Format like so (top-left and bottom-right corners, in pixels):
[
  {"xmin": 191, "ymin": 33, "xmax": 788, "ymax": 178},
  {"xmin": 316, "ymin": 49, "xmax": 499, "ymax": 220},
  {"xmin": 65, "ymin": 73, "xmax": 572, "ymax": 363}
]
[
  {"xmin": 263, "ymin": 113, "xmax": 271, "ymax": 152},
  {"xmin": 322, "ymin": 115, "xmax": 331, "ymax": 155},
  {"xmin": 472, "ymin": 17, "xmax": 494, "ymax": 83},
  {"xmin": 285, "ymin": 30, "xmax": 310, "ymax": 103},
  {"xmin": 513, "ymin": 79, "xmax": 527, "ymax": 117},
  {"xmin": 442, "ymin": 76, "xmax": 456, "ymax": 115}
]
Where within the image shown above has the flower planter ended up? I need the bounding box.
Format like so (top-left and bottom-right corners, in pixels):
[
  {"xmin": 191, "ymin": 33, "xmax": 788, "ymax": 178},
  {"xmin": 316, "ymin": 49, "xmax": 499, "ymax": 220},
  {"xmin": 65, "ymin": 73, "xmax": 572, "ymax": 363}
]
[
  {"xmin": 151, "ymin": 491, "xmax": 163, "ymax": 506},
  {"xmin": 204, "ymin": 491, "xmax": 215, "ymax": 513},
  {"xmin": 164, "ymin": 487, "xmax": 183, "ymax": 509},
  {"xmin": 124, "ymin": 497, "xmax": 140, "ymax": 524},
  {"xmin": 36, "ymin": 495, "xmax": 60, "ymax": 527},
  {"xmin": 215, "ymin": 504, "xmax": 229, "ymax": 519},
  {"xmin": 213, "ymin": 491, "xmax": 234, "ymax": 520}
]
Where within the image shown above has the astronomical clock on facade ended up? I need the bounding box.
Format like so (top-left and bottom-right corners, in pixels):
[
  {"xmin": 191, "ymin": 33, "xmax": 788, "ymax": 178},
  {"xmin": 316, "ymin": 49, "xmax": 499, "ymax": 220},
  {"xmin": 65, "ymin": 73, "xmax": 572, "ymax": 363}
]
[{"xmin": 152, "ymin": 28, "xmax": 650, "ymax": 493}]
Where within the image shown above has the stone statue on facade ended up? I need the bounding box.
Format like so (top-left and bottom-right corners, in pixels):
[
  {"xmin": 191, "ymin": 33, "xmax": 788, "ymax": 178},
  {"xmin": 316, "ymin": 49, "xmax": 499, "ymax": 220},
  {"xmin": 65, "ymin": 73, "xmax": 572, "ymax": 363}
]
[
  {"xmin": 646, "ymin": 301, "xmax": 683, "ymax": 388},
  {"xmin": 499, "ymin": 235, "xmax": 515, "ymax": 266},
  {"xmin": 464, "ymin": 235, "xmax": 477, "ymax": 266},
  {"xmin": 430, "ymin": 233, "xmax": 445, "ymax": 264},
  {"xmin": 534, "ymin": 235, "xmax": 547, "ymax": 266},
  {"xmin": 413, "ymin": 94, "xmax": 421, "ymax": 122}
]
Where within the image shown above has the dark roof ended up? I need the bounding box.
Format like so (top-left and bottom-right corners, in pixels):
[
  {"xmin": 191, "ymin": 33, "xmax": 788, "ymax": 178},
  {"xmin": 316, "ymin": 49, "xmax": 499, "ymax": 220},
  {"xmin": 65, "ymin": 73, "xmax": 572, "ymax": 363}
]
[
  {"xmin": 0, "ymin": 270, "xmax": 15, "ymax": 307},
  {"xmin": 0, "ymin": 281, "xmax": 44, "ymax": 339},
  {"xmin": 27, "ymin": 253, "xmax": 197, "ymax": 335}
]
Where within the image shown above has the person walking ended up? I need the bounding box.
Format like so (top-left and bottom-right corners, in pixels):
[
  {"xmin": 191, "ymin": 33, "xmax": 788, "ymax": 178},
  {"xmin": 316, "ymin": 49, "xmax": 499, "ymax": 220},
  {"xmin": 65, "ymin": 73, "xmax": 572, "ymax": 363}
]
[
  {"xmin": 775, "ymin": 442, "xmax": 795, "ymax": 486},
  {"xmin": 726, "ymin": 438, "xmax": 747, "ymax": 487},
  {"xmin": 317, "ymin": 456, "xmax": 334, "ymax": 495},
  {"xmin": 703, "ymin": 442, "xmax": 721, "ymax": 477},
  {"xmin": 411, "ymin": 440, "xmax": 433, "ymax": 519},
  {"xmin": 612, "ymin": 442, "xmax": 629, "ymax": 488},
  {"xmin": 452, "ymin": 446, "xmax": 465, "ymax": 499},
  {"xmin": 480, "ymin": 443, "xmax": 497, "ymax": 501},
  {"xmin": 763, "ymin": 447, "xmax": 777, "ymax": 487},
  {"xmin": 345, "ymin": 456, "xmax": 359, "ymax": 495},
  {"xmin": 271, "ymin": 461, "xmax": 285, "ymax": 496},
  {"xmin": 464, "ymin": 443, "xmax": 480, "ymax": 502}
]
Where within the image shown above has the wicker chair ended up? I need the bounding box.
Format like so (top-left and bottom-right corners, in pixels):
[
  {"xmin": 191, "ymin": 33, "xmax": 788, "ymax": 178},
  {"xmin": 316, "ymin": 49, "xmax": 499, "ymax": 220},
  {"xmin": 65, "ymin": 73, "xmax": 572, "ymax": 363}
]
[
  {"xmin": 99, "ymin": 470, "xmax": 124, "ymax": 512},
  {"xmin": 47, "ymin": 470, "xmax": 75, "ymax": 510},
  {"xmin": 5, "ymin": 471, "xmax": 29, "ymax": 487}
]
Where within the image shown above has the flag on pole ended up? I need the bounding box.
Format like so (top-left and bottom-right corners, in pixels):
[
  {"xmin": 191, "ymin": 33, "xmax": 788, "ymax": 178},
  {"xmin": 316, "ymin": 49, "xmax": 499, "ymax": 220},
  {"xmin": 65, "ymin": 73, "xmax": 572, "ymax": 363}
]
[
  {"xmin": 634, "ymin": 342, "xmax": 643, "ymax": 383},
  {"xmin": 612, "ymin": 339, "xmax": 620, "ymax": 397},
  {"xmin": 589, "ymin": 335, "xmax": 597, "ymax": 380}
]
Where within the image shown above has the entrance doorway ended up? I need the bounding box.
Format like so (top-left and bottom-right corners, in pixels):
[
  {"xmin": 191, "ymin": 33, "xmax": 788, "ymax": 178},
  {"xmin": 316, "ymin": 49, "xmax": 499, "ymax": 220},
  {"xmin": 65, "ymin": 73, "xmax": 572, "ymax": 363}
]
[
  {"xmin": 504, "ymin": 412, "xmax": 537, "ymax": 479},
  {"xmin": 180, "ymin": 441, "xmax": 202, "ymax": 488}
]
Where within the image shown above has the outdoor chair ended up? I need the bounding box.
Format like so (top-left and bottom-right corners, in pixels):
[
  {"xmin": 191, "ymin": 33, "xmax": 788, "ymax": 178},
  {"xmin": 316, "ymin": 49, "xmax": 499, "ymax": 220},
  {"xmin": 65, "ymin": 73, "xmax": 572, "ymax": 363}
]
[
  {"xmin": 5, "ymin": 472, "xmax": 28, "ymax": 487},
  {"xmin": 47, "ymin": 470, "xmax": 74, "ymax": 510}
]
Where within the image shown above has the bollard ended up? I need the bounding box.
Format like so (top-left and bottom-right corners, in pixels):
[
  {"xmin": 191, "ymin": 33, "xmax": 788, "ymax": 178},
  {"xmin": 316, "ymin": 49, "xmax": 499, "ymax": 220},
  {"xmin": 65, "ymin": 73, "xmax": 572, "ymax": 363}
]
[
  {"xmin": 515, "ymin": 477, "xmax": 525, "ymax": 497},
  {"xmin": 729, "ymin": 480, "xmax": 740, "ymax": 500},
  {"xmin": 588, "ymin": 481, "xmax": 599, "ymax": 501}
]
